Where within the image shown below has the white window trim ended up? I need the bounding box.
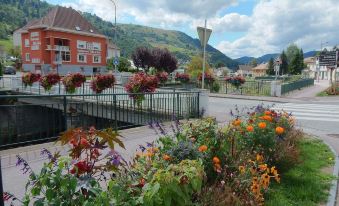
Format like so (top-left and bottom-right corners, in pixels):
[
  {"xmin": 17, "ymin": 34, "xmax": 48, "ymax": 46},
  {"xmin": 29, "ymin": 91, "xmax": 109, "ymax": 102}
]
[
  {"xmin": 93, "ymin": 42, "xmax": 101, "ymax": 51},
  {"xmin": 30, "ymin": 32, "xmax": 39, "ymax": 38},
  {"xmin": 77, "ymin": 40, "xmax": 87, "ymax": 49},
  {"xmin": 25, "ymin": 39, "xmax": 30, "ymax": 47},
  {"xmin": 77, "ymin": 54, "xmax": 87, "ymax": 63},
  {"xmin": 61, "ymin": 51, "xmax": 71, "ymax": 62},
  {"xmin": 93, "ymin": 55, "xmax": 101, "ymax": 64},
  {"xmin": 25, "ymin": 53, "xmax": 30, "ymax": 61}
]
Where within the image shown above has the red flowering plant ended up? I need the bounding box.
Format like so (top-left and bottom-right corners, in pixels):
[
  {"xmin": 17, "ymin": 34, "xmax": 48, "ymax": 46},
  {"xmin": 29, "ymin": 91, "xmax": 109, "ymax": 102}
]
[
  {"xmin": 90, "ymin": 74, "xmax": 116, "ymax": 93},
  {"xmin": 175, "ymin": 72, "xmax": 190, "ymax": 83},
  {"xmin": 40, "ymin": 73, "xmax": 61, "ymax": 91},
  {"xmin": 156, "ymin": 71, "xmax": 169, "ymax": 84},
  {"xmin": 62, "ymin": 72, "xmax": 86, "ymax": 94},
  {"xmin": 124, "ymin": 72, "xmax": 159, "ymax": 105},
  {"xmin": 22, "ymin": 72, "xmax": 41, "ymax": 88},
  {"xmin": 4, "ymin": 127, "xmax": 125, "ymax": 206},
  {"xmin": 225, "ymin": 75, "xmax": 246, "ymax": 88},
  {"xmin": 198, "ymin": 72, "xmax": 215, "ymax": 86}
]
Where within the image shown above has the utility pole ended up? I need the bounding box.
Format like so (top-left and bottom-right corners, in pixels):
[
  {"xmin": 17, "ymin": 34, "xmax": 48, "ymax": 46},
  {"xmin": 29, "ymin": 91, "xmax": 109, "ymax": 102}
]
[
  {"xmin": 109, "ymin": 0, "xmax": 118, "ymax": 74},
  {"xmin": 202, "ymin": 19, "xmax": 207, "ymax": 89}
]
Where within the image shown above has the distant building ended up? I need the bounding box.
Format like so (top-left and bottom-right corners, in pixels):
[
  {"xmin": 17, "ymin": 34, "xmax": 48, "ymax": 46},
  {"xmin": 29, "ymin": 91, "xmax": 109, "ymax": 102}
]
[
  {"xmin": 213, "ymin": 67, "xmax": 232, "ymax": 77},
  {"xmin": 252, "ymin": 63, "xmax": 268, "ymax": 77},
  {"xmin": 237, "ymin": 65, "xmax": 253, "ymax": 77},
  {"xmin": 304, "ymin": 57, "xmax": 329, "ymax": 80},
  {"xmin": 14, "ymin": 6, "xmax": 120, "ymax": 75}
]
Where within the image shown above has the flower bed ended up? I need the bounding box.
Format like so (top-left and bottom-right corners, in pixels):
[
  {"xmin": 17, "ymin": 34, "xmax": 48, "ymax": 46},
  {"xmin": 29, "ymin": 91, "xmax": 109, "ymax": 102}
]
[
  {"xmin": 4, "ymin": 105, "xmax": 333, "ymax": 206},
  {"xmin": 39, "ymin": 73, "xmax": 61, "ymax": 91},
  {"xmin": 90, "ymin": 74, "xmax": 115, "ymax": 93},
  {"xmin": 175, "ymin": 73, "xmax": 190, "ymax": 83},
  {"xmin": 124, "ymin": 72, "xmax": 159, "ymax": 104},
  {"xmin": 62, "ymin": 73, "xmax": 86, "ymax": 94},
  {"xmin": 22, "ymin": 72, "xmax": 41, "ymax": 87},
  {"xmin": 225, "ymin": 76, "xmax": 246, "ymax": 88}
]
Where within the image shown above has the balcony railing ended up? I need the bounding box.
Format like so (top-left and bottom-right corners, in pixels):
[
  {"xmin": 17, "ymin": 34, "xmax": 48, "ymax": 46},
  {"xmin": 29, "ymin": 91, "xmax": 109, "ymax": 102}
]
[{"xmin": 46, "ymin": 45, "xmax": 70, "ymax": 51}]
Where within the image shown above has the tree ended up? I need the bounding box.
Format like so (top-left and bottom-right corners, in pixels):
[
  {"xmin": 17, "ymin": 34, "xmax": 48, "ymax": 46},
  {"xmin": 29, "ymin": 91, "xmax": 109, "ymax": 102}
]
[
  {"xmin": 131, "ymin": 47, "xmax": 154, "ymax": 72},
  {"xmin": 152, "ymin": 48, "xmax": 177, "ymax": 73},
  {"xmin": 0, "ymin": 60, "xmax": 3, "ymax": 77},
  {"xmin": 250, "ymin": 58, "xmax": 258, "ymax": 67},
  {"xmin": 187, "ymin": 56, "xmax": 211, "ymax": 79},
  {"xmin": 280, "ymin": 51, "xmax": 288, "ymax": 75},
  {"xmin": 118, "ymin": 57, "xmax": 132, "ymax": 72},
  {"xmin": 266, "ymin": 58, "xmax": 275, "ymax": 75},
  {"xmin": 286, "ymin": 43, "xmax": 299, "ymax": 64},
  {"xmin": 215, "ymin": 61, "xmax": 225, "ymax": 68},
  {"xmin": 299, "ymin": 48, "xmax": 305, "ymax": 70},
  {"xmin": 289, "ymin": 51, "xmax": 301, "ymax": 75}
]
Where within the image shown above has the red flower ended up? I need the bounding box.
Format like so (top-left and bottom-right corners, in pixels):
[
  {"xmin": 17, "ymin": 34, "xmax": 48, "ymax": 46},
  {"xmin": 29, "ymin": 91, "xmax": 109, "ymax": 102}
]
[
  {"xmin": 70, "ymin": 160, "xmax": 91, "ymax": 175},
  {"xmin": 90, "ymin": 74, "xmax": 116, "ymax": 93},
  {"xmin": 175, "ymin": 73, "xmax": 190, "ymax": 83}
]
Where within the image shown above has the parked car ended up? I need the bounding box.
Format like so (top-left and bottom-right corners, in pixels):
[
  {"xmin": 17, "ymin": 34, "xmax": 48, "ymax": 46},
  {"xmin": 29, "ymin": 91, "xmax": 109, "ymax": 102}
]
[{"xmin": 4, "ymin": 66, "xmax": 16, "ymax": 75}]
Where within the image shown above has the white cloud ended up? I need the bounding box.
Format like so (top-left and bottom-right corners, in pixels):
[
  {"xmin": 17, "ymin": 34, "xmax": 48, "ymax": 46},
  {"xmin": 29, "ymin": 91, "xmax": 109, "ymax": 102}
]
[{"xmin": 217, "ymin": 0, "xmax": 339, "ymax": 58}]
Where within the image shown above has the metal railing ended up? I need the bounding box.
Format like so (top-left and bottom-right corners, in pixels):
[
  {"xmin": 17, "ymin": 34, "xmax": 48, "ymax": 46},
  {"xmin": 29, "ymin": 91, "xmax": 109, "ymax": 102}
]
[
  {"xmin": 281, "ymin": 78, "xmax": 314, "ymax": 95},
  {"xmin": 0, "ymin": 92, "xmax": 200, "ymax": 149},
  {"xmin": 215, "ymin": 80, "xmax": 271, "ymax": 96}
]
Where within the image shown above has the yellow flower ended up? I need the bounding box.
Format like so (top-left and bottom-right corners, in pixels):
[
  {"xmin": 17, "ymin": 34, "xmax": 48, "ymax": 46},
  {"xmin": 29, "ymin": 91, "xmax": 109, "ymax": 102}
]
[
  {"xmin": 256, "ymin": 153, "xmax": 264, "ymax": 162},
  {"xmin": 271, "ymin": 166, "xmax": 278, "ymax": 176},
  {"xmin": 239, "ymin": 166, "xmax": 245, "ymax": 174},
  {"xmin": 275, "ymin": 174, "xmax": 281, "ymax": 183},
  {"xmin": 250, "ymin": 166, "xmax": 257, "ymax": 175}
]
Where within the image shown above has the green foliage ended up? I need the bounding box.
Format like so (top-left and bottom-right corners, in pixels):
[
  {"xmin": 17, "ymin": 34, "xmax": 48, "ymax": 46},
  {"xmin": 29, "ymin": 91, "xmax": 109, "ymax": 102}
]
[
  {"xmin": 250, "ymin": 58, "xmax": 258, "ymax": 67},
  {"xmin": 210, "ymin": 81, "xmax": 220, "ymax": 93},
  {"xmin": 280, "ymin": 51, "xmax": 288, "ymax": 75},
  {"xmin": 266, "ymin": 58, "xmax": 275, "ymax": 75},
  {"xmin": 266, "ymin": 139, "xmax": 334, "ymax": 206},
  {"xmin": 187, "ymin": 56, "xmax": 211, "ymax": 79},
  {"xmin": 0, "ymin": 60, "xmax": 3, "ymax": 76}
]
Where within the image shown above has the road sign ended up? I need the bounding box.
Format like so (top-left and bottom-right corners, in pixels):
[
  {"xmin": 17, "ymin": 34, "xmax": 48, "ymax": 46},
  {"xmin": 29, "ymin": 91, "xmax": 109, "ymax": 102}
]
[
  {"xmin": 197, "ymin": 26, "xmax": 212, "ymax": 47},
  {"xmin": 113, "ymin": 57, "xmax": 119, "ymax": 66},
  {"xmin": 319, "ymin": 51, "xmax": 337, "ymax": 67}
]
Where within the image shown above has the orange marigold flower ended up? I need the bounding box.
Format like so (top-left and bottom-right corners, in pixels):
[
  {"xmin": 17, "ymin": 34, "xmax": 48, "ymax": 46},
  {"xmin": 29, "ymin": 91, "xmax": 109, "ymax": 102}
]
[
  {"xmin": 232, "ymin": 119, "xmax": 242, "ymax": 126},
  {"xmin": 259, "ymin": 164, "xmax": 267, "ymax": 172},
  {"xmin": 213, "ymin": 156, "xmax": 220, "ymax": 164},
  {"xmin": 275, "ymin": 126, "xmax": 284, "ymax": 135},
  {"xmin": 265, "ymin": 111, "xmax": 272, "ymax": 115},
  {"xmin": 275, "ymin": 174, "xmax": 281, "ymax": 183},
  {"xmin": 163, "ymin": 154, "xmax": 171, "ymax": 161},
  {"xmin": 239, "ymin": 166, "xmax": 245, "ymax": 174},
  {"xmin": 258, "ymin": 122, "xmax": 266, "ymax": 129},
  {"xmin": 246, "ymin": 125, "xmax": 254, "ymax": 132},
  {"xmin": 262, "ymin": 115, "xmax": 272, "ymax": 121},
  {"xmin": 256, "ymin": 153, "xmax": 264, "ymax": 162},
  {"xmin": 198, "ymin": 145, "xmax": 208, "ymax": 152},
  {"xmin": 214, "ymin": 163, "xmax": 222, "ymax": 172}
]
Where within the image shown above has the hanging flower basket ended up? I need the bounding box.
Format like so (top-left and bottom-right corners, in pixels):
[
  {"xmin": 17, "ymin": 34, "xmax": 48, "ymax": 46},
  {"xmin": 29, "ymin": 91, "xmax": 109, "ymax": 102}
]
[
  {"xmin": 124, "ymin": 72, "xmax": 159, "ymax": 105},
  {"xmin": 225, "ymin": 76, "xmax": 246, "ymax": 89},
  {"xmin": 90, "ymin": 74, "xmax": 116, "ymax": 94},
  {"xmin": 22, "ymin": 72, "xmax": 41, "ymax": 88},
  {"xmin": 175, "ymin": 73, "xmax": 190, "ymax": 84},
  {"xmin": 62, "ymin": 73, "xmax": 86, "ymax": 94},
  {"xmin": 40, "ymin": 73, "xmax": 61, "ymax": 92},
  {"xmin": 156, "ymin": 71, "xmax": 169, "ymax": 84},
  {"xmin": 198, "ymin": 72, "xmax": 215, "ymax": 86}
]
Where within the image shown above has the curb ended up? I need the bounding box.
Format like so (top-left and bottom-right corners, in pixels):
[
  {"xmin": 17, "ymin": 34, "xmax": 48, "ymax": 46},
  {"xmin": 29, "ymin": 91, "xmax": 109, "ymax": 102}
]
[
  {"xmin": 324, "ymin": 141, "xmax": 339, "ymax": 206},
  {"xmin": 208, "ymin": 94, "xmax": 291, "ymax": 103}
]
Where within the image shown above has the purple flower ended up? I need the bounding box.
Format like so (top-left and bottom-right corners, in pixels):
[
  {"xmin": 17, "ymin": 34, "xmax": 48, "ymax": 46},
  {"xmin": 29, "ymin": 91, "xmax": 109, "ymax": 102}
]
[
  {"xmin": 108, "ymin": 150, "xmax": 122, "ymax": 167},
  {"xmin": 16, "ymin": 155, "xmax": 34, "ymax": 175},
  {"xmin": 139, "ymin": 145, "xmax": 146, "ymax": 152}
]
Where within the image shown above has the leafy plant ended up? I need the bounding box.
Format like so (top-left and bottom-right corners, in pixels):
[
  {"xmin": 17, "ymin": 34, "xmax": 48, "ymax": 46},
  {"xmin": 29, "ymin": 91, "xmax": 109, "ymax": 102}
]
[
  {"xmin": 22, "ymin": 72, "xmax": 41, "ymax": 87},
  {"xmin": 62, "ymin": 73, "xmax": 86, "ymax": 94},
  {"xmin": 90, "ymin": 74, "xmax": 115, "ymax": 93},
  {"xmin": 39, "ymin": 73, "xmax": 61, "ymax": 91}
]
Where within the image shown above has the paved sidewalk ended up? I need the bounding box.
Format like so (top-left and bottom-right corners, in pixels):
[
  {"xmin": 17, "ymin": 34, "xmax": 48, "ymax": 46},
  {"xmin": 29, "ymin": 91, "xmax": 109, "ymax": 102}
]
[{"xmin": 283, "ymin": 79, "xmax": 330, "ymax": 99}]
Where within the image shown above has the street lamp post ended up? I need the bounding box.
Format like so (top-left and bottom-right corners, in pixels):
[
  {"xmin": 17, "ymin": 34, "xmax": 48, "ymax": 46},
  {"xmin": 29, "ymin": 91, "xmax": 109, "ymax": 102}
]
[{"xmin": 109, "ymin": 0, "xmax": 117, "ymax": 74}]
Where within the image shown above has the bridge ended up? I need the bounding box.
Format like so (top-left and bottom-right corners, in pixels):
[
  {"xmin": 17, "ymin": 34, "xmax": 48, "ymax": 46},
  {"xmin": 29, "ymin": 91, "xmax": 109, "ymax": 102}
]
[{"xmin": 0, "ymin": 77, "xmax": 204, "ymax": 149}]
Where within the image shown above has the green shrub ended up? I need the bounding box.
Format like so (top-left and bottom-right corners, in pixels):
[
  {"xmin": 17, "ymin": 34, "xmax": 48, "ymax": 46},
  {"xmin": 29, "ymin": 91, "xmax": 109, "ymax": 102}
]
[{"xmin": 210, "ymin": 81, "xmax": 220, "ymax": 93}]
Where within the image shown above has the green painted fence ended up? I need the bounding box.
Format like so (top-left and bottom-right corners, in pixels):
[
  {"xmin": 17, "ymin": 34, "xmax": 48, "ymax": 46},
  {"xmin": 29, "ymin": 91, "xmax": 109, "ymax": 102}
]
[{"xmin": 281, "ymin": 78, "xmax": 314, "ymax": 95}]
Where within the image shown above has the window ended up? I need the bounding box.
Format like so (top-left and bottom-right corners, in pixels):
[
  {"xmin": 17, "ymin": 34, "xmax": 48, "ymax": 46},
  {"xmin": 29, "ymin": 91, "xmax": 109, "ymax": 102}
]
[
  {"xmin": 31, "ymin": 45, "xmax": 40, "ymax": 50},
  {"xmin": 32, "ymin": 58, "xmax": 40, "ymax": 63},
  {"xmin": 61, "ymin": 51, "xmax": 70, "ymax": 62},
  {"xmin": 77, "ymin": 40, "xmax": 87, "ymax": 49},
  {"xmin": 30, "ymin": 32, "xmax": 39, "ymax": 38},
  {"xmin": 78, "ymin": 54, "xmax": 87, "ymax": 63},
  {"xmin": 25, "ymin": 53, "xmax": 30, "ymax": 61},
  {"xmin": 25, "ymin": 39, "xmax": 30, "ymax": 47},
  {"xmin": 93, "ymin": 55, "xmax": 101, "ymax": 63},
  {"xmin": 93, "ymin": 42, "xmax": 101, "ymax": 51}
]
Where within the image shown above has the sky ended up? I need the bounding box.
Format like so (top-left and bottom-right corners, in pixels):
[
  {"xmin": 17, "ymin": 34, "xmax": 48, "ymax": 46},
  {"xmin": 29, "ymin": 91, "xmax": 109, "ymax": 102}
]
[{"xmin": 45, "ymin": 0, "xmax": 339, "ymax": 59}]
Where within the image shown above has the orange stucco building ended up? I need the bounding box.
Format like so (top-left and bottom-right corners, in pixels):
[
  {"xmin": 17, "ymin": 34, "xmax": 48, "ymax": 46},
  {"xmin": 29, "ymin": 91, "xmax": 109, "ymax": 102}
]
[{"xmin": 15, "ymin": 6, "xmax": 119, "ymax": 75}]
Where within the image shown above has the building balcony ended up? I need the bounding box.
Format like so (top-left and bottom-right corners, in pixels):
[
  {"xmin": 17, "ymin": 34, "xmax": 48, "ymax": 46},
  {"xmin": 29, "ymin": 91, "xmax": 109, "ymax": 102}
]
[{"xmin": 46, "ymin": 45, "xmax": 70, "ymax": 51}]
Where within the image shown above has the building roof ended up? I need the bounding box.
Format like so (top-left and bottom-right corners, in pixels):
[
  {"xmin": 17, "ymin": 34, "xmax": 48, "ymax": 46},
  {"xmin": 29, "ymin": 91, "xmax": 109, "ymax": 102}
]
[
  {"xmin": 16, "ymin": 6, "xmax": 104, "ymax": 37},
  {"xmin": 252, "ymin": 63, "xmax": 268, "ymax": 71},
  {"xmin": 238, "ymin": 65, "xmax": 253, "ymax": 71},
  {"xmin": 304, "ymin": 57, "xmax": 316, "ymax": 65}
]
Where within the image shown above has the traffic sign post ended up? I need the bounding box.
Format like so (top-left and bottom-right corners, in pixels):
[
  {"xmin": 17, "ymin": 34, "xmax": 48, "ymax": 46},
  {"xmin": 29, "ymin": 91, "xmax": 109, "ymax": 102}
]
[
  {"xmin": 113, "ymin": 56, "xmax": 119, "ymax": 74},
  {"xmin": 197, "ymin": 21, "xmax": 212, "ymax": 89}
]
